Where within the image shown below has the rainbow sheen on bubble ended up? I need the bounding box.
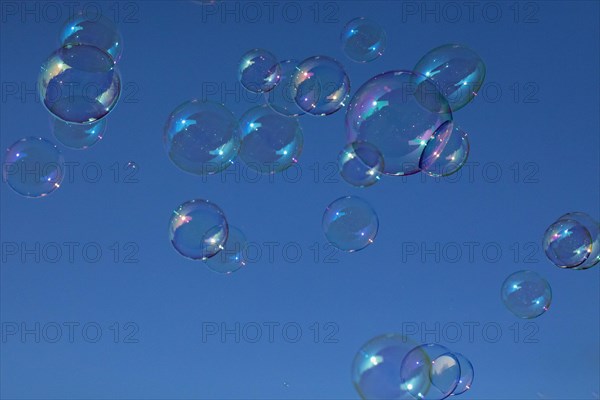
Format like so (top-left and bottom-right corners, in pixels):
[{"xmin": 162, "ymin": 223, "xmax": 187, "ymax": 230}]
[
  {"xmin": 59, "ymin": 12, "xmax": 123, "ymax": 63},
  {"xmin": 164, "ymin": 100, "xmax": 240, "ymax": 175},
  {"xmin": 168, "ymin": 199, "xmax": 229, "ymax": 260},
  {"xmin": 341, "ymin": 17, "xmax": 387, "ymax": 63},
  {"xmin": 322, "ymin": 196, "xmax": 378, "ymax": 252},
  {"xmin": 556, "ymin": 212, "xmax": 599, "ymax": 270},
  {"xmin": 52, "ymin": 117, "xmax": 106, "ymax": 149},
  {"xmin": 414, "ymin": 44, "xmax": 486, "ymax": 112},
  {"xmin": 238, "ymin": 48, "xmax": 280, "ymax": 93},
  {"xmin": 419, "ymin": 121, "xmax": 469, "ymax": 177},
  {"xmin": 205, "ymin": 226, "xmax": 247, "ymax": 274},
  {"xmin": 293, "ymin": 56, "xmax": 350, "ymax": 116},
  {"xmin": 352, "ymin": 333, "xmax": 422, "ymax": 400},
  {"xmin": 265, "ymin": 59, "xmax": 305, "ymax": 117},
  {"xmin": 346, "ymin": 70, "xmax": 452, "ymax": 176},
  {"xmin": 38, "ymin": 44, "xmax": 121, "ymax": 124},
  {"xmin": 501, "ymin": 270, "xmax": 552, "ymax": 319},
  {"xmin": 338, "ymin": 141, "xmax": 384, "ymax": 187},
  {"xmin": 3, "ymin": 137, "xmax": 64, "ymax": 198},
  {"xmin": 451, "ymin": 353, "xmax": 474, "ymax": 396},
  {"xmin": 543, "ymin": 219, "xmax": 592, "ymax": 268},
  {"xmin": 239, "ymin": 105, "xmax": 303, "ymax": 174}
]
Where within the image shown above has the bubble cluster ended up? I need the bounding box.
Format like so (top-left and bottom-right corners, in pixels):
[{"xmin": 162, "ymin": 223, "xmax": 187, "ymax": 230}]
[
  {"xmin": 341, "ymin": 17, "xmax": 387, "ymax": 63},
  {"xmin": 3, "ymin": 137, "xmax": 64, "ymax": 198},
  {"xmin": 543, "ymin": 213, "xmax": 599, "ymax": 270},
  {"xmin": 59, "ymin": 13, "xmax": 123, "ymax": 63},
  {"xmin": 293, "ymin": 56, "xmax": 350, "ymax": 116},
  {"xmin": 52, "ymin": 118, "xmax": 106, "ymax": 149},
  {"xmin": 265, "ymin": 59, "xmax": 305, "ymax": 117},
  {"xmin": 38, "ymin": 44, "xmax": 121, "ymax": 124},
  {"xmin": 205, "ymin": 226, "xmax": 248, "ymax": 274},
  {"xmin": 338, "ymin": 141, "xmax": 384, "ymax": 187},
  {"xmin": 322, "ymin": 196, "xmax": 378, "ymax": 252},
  {"xmin": 168, "ymin": 199, "xmax": 229, "ymax": 260},
  {"xmin": 419, "ymin": 121, "xmax": 469, "ymax": 177},
  {"xmin": 238, "ymin": 49, "xmax": 280, "ymax": 93},
  {"xmin": 501, "ymin": 270, "xmax": 552, "ymax": 319},
  {"xmin": 164, "ymin": 100, "xmax": 241, "ymax": 175}
]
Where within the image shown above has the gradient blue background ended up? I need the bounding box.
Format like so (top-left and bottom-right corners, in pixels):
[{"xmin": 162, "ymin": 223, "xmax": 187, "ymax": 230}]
[{"xmin": 1, "ymin": 1, "xmax": 599, "ymax": 399}]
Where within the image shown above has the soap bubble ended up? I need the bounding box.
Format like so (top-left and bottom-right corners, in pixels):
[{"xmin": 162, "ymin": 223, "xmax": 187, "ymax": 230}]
[
  {"xmin": 3, "ymin": 137, "xmax": 64, "ymax": 198},
  {"xmin": 239, "ymin": 105, "xmax": 303, "ymax": 174},
  {"xmin": 52, "ymin": 117, "xmax": 106, "ymax": 149},
  {"xmin": 414, "ymin": 44, "xmax": 486, "ymax": 112},
  {"xmin": 164, "ymin": 100, "xmax": 241, "ymax": 175},
  {"xmin": 38, "ymin": 44, "xmax": 120, "ymax": 124},
  {"xmin": 501, "ymin": 270, "xmax": 552, "ymax": 319},
  {"xmin": 346, "ymin": 70, "xmax": 452, "ymax": 176},
  {"xmin": 59, "ymin": 12, "xmax": 123, "ymax": 63},
  {"xmin": 400, "ymin": 343, "xmax": 461, "ymax": 400},
  {"xmin": 293, "ymin": 56, "xmax": 350, "ymax": 116},
  {"xmin": 322, "ymin": 196, "xmax": 378, "ymax": 252},
  {"xmin": 543, "ymin": 219, "xmax": 592, "ymax": 268},
  {"xmin": 168, "ymin": 199, "xmax": 229, "ymax": 260},
  {"xmin": 205, "ymin": 226, "xmax": 247, "ymax": 274},
  {"xmin": 341, "ymin": 17, "xmax": 387, "ymax": 63},
  {"xmin": 352, "ymin": 333, "xmax": 422, "ymax": 400},
  {"xmin": 419, "ymin": 121, "xmax": 469, "ymax": 177},
  {"xmin": 451, "ymin": 353, "xmax": 474, "ymax": 396},
  {"xmin": 238, "ymin": 48, "xmax": 280, "ymax": 93},
  {"xmin": 556, "ymin": 212, "xmax": 599, "ymax": 270},
  {"xmin": 265, "ymin": 59, "xmax": 305, "ymax": 117},
  {"xmin": 338, "ymin": 141, "xmax": 384, "ymax": 187}
]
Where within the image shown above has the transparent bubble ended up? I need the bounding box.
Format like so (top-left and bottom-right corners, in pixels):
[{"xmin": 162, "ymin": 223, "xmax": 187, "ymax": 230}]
[
  {"xmin": 414, "ymin": 44, "xmax": 486, "ymax": 112},
  {"xmin": 164, "ymin": 100, "xmax": 241, "ymax": 175},
  {"xmin": 352, "ymin": 333, "xmax": 422, "ymax": 400},
  {"xmin": 293, "ymin": 56, "xmax": 350, "ymax": 116},
  {"xmin": 38, "ymin": 44, "xmax": 120, "ymax": 124},
  {"xmin": 341, "ymin": 17, "xmax": 387, "ymax": 63},
  {"xmin": 557, "ymin": 212, "xmax": 599, "ymax": 270},
  {"xmin": 543, "ymin": 219, "xmax": 592, "ymax": 269},
  {"xmin": 419, "ymin": 121, "xmax": 469, "ymax": 177},
  {"xmin": 450, "ymin": 353, "xmax": 474, "ymax": 396},
  {"xmin": 238, "ymin": 49, "xmax": 280, "ymax": 93},
  {"xmin": 322, "ymin": 196, "xmax": 378, "ymax": 252},
  {"xmin": 205, "ymin": 226, "xmax": 247, "ymax": 274},
  {"xmin": 338, "ymin": 141, "xmax": 384, "ymax": 187},
  {"xmin": 346, "ymin": 70, "xmax": 452, "ymax": 176},
  {"xmin": 168, "ymin": 199, "xmax": 229, "ymax": 260},
  {"xmin": 59, "ymin": 13, "xmax": 123, "ymax": 63},
  {"xmin": 265, "ymin": 60, "xmax": 305, "ymax": 117},
  {"xmin": 501, "ymin": 270, "xmax": 552, "ymax": 319},
  {"xmin": 52, "ymin": 117, "xmax": 106, "ymax": 149},
  {"xmin": 239, "ymin": 105, "xmax": 303, "ymax": 174},
  {"xmin": 3, "ymin": 137, "xmax": 64, "ymax": 198},
  {"xmin": 400, "ymin": 343, "xmax": 461, "ymax": 400}
]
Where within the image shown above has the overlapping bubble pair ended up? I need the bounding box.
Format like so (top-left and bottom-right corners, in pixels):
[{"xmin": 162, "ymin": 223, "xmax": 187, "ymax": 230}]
[
  {"xmin": 352, "ymin": 334, "xmax": 474, "ymax": 399},
  {"xmin": 542, "ymin": 212, "xmax": 599, "ymax": 270},
  {"xmin": 3, "ymin": 13, "xmax": 123, "ymax": 198}
]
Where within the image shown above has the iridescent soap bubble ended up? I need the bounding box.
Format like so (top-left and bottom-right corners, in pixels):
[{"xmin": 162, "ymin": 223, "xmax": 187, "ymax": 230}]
[
  {"xmin": 346, "ymin": 70, "xmax": 452, "ymax": 176},
  {"xmin": 38, "ymin": 44, "xmax": 121, "ymax": 124},
  {"xmin": 239, "ymin": 105, "xmax": 303, "ymax": 174},
  {"xmin": 322, "ymin": 196, "xmax": 378, "ymax": 252},
  {"xmin": 52, "ymin": 117, "xmax": 106, "ymax": 149},
  {"xmin": 341, "ymin": 17, "xmax": 387, "ymax": 63},
  {"xmin": 164, "ymin": 100, "xmax": 241, "ymax": 175},
  {"xmin": 556, "ymin": 212, "xmax": 599, "ymax": 270},
  {"xmin": 414, "ymin": 44, "xmax": 486, "ymax": 112},
  {"xmin": 543, "ymin": 219, "xmax": 592, "ymax": 268},
  {"xmin": 419, "ymin": 121, "xmax": 469, "ymax": 177},
  {"xmin": 168, "ymin": 199, "xmax": 229, "ymax": 260},
  {"xmin": 59, "ymin": 12, "xmax": 123, "ymax": 63},
  {"xmin": 238, "ymin": 49, "xmax": 280, "ymax": 93},
  {"xmin": 451, "ymin": 353, "xmax": 474, "ymax": 396},
  {"xmin": 265, "ymin": 59, "xmax": 305, "ymax": 117},
  {"xmin": 3, "ymin": 137, "xmax": 64, "ymax": 198},
  {"xmin": 338, "ymin": 141, "xmax": 384, "ymax": 187},
  {"xmin": 293, "ymin": 56, "xmax": 350, "ymax": 116},
  {"xmin": 352, "ymin": 333, "xmax": 422, "ymax": 400},
  {"xmin": 501, "ymin": 270, "xmax": 552, "ymax": 319},
  {"xmin": 400, "ymin": 343, "xmax": 461, "ymax": 400},
  {"xmin": 205, "ymin": 226, "xmax": 247, "ymax": 274}
]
